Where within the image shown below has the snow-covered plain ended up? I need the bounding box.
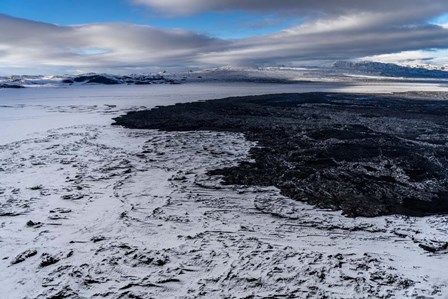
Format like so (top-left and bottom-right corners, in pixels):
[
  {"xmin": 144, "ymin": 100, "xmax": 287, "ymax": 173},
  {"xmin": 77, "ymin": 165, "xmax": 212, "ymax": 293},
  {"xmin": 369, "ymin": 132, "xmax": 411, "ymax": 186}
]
[{"xmin": 1, "ymin": 82, "xmax": 448, "ymax": 298}]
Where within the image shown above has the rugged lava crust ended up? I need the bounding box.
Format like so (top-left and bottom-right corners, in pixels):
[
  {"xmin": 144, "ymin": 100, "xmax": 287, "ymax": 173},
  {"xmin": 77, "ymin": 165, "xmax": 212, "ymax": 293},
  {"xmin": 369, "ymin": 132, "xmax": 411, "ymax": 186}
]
[{"xmin": 114, "ymin": 93, "xmax": 448, "ymax": 217}]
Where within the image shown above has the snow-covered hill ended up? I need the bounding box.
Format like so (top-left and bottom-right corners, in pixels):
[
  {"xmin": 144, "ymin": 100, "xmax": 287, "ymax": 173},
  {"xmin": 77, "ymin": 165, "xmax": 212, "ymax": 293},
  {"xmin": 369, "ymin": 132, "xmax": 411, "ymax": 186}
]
[{"xmin": 334, "ymin": 61, "xmax": 448, "ymax": 79}]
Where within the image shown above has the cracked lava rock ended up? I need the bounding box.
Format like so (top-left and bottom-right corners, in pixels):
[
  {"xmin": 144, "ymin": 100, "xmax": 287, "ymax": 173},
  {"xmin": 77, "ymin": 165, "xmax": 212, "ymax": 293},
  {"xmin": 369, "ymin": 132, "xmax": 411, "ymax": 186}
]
[{"xmin": 113, "ymin": 92, "xmax": 448, "ymax": 217}]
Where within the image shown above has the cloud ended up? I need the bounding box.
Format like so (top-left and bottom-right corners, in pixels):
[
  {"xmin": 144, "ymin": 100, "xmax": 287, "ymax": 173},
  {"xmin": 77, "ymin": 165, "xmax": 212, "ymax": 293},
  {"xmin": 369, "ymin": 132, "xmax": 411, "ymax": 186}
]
[
  {"xmin": 198, "ymin": 15, "xmax": 448, "ymax": 65},
  {"xmin": 131, "ymin": 0, "xmax": 448, "ymax": 22},
  {"xmin": 1, "ymin": 0, "xmax": 448, "ymax": 75},
  {"xmin": 0, "ymin": 14, "xmax": 225, "ymax": 73},
  {"xmin": 130, "ymin": 1, "xmax": 448, "ymax": 66}
]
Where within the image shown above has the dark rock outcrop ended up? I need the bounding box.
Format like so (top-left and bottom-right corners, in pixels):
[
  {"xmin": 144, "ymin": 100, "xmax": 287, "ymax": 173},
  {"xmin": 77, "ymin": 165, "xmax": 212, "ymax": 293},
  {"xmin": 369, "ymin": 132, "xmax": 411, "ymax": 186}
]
[
  {"xmin": 73, "ymin": 75, "xmax": 120, "ymax": 85},
  {"xmin": 0, "ymin": 84, "xmax": 24, "ymax": 89},
  {"xmin": 10, "ymin": 249, "xmax": 38, "ymax": 265}
]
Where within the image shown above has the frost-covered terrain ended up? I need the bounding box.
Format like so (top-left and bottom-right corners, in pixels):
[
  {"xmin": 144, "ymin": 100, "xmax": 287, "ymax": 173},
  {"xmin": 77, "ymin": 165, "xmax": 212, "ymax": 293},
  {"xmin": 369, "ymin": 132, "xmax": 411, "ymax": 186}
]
[{"xmin": 1, "ymin": 82, "xmax": 448, "ymax": 298}]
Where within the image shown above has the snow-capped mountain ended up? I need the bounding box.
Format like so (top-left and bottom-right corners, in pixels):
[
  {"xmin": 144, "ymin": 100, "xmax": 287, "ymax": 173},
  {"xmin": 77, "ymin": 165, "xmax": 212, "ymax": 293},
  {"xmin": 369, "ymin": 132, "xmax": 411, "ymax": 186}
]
[{"xmin": 334, "ymin": 61, "xmax": 448, "ymax": 79}]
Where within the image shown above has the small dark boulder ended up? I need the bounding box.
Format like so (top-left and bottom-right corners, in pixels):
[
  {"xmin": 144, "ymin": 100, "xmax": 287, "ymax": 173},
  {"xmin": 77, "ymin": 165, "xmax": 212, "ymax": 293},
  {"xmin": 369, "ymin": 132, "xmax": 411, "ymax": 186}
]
[
  {"xmin": 40, "ymin": 253, "xmax": 60, "ymax": 267},
  {"xmin": 10, "ymin": 249, "xmax": 38, "ymax": 265}
]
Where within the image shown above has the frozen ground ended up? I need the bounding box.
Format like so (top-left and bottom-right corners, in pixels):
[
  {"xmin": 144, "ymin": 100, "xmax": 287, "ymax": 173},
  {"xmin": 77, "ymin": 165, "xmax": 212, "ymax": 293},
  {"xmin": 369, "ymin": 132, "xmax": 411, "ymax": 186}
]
[{"xmin": 1, "ymin": 82, "xmax": 448, "ymax": 298}]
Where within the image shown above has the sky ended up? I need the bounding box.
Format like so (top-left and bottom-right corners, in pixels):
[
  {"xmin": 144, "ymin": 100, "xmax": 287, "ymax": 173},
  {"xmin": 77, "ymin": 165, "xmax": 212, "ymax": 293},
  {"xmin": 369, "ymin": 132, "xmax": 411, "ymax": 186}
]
[{"xmin": 0, "ymin": 0, "xmax": 448, "ymax": 74}]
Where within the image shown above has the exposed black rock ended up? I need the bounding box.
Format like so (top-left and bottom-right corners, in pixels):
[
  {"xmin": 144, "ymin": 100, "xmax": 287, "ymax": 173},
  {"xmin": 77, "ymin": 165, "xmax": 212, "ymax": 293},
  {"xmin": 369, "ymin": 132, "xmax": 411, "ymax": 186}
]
[
  {"xmin": 113, "ymin": 93, "xmax": 448, "ymax": 217},
  {"xmin": 418, "ymin": 242, "xmax": 448, "ymax": 253},
  {"xmin": 0, "ymin": 84, "xmax": 24, "ymax": 89},
  {"xmin": 73, "ymin": 75, "xmax": 120, "ymax": 85},
  {"xmin": 10, "ymin": 249, "xmax": 38, "ymax": 265},
  {"xmin": 45, "ymin": 286, "xmax": 78, "ymax": 299},
  {"xmin": 40, "ymin": 253, "xmax": 60, "ymax": 267},
  {"xmin": 26, "ymin": 220, "xmax": 43, "ymax": 227}
]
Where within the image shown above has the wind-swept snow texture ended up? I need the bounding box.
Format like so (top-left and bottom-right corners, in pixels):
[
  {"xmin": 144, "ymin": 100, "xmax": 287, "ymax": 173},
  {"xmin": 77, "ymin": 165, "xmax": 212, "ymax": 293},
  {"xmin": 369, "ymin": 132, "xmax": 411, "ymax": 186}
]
[{"xmin": 1, "ymin": 83, "xmax": 448, "ymax": 298}]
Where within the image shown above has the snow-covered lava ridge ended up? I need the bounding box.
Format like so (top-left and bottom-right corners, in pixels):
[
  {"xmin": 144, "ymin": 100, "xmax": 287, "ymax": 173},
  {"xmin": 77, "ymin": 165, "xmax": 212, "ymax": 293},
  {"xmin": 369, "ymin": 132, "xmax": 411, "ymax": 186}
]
[
  {"xmin": 61, "ymin": 74, "xmax": 179, "ymax": 85},
  {"xmin": 114, "ymin": 92, "xmax": 448, "ymax": 217}
]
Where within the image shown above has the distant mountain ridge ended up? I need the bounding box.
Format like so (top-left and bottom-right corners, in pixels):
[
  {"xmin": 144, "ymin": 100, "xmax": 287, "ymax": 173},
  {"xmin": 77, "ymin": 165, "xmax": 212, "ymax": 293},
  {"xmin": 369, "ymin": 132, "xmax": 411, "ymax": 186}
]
[
  {"xmin": 334, "ymin": 61, "xmax": 448, "ymax": 79},
  {"xmin": 0, "ymin": 73, "xmax": 180, "ymax": 88},
  {"xmin": 2, "ymin": 62, "xmax": 448, "ymax": 89}
]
